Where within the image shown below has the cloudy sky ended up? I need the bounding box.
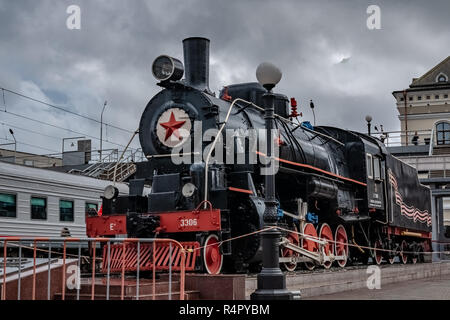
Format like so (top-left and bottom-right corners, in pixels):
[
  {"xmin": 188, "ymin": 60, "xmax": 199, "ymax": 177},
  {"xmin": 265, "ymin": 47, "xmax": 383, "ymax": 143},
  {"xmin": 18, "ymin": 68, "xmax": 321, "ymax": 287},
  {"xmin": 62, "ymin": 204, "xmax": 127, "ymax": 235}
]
[{"xmin": 0, "ymin": 0, "xmax": 449, "ymax": 156}]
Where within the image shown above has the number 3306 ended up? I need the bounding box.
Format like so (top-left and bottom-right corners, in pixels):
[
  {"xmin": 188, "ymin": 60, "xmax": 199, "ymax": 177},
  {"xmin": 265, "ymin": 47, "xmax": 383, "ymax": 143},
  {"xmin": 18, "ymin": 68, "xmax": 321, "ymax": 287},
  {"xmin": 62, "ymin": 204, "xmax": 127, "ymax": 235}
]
[{"xmin": 180, "ymin": 218, "xmax": 198, "ymax": 227}]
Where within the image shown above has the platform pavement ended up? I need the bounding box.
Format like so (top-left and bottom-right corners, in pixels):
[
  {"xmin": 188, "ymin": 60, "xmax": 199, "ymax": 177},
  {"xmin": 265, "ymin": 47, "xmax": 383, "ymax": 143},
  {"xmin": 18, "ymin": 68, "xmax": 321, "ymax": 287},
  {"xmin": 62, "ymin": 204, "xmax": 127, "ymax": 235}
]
[
  {"xmin": 245, "ymin": 261, "xmax": 450, "ymax": 299},
  {"xmin": 306, "ymin": 274, "xmax": 450, "ymax": 299}
]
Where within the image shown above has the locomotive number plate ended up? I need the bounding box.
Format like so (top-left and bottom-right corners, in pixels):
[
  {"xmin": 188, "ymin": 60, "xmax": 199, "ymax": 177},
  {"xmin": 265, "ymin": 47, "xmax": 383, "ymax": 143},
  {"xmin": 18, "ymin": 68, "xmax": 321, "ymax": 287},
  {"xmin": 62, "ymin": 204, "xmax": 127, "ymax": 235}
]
[
  {"xmin": 179, "ymin": 218, "xmax": 198, "ymax": 228},
  {"xmin": 157, "ymin": 209, "xmax": 221, "ymax": 233}
]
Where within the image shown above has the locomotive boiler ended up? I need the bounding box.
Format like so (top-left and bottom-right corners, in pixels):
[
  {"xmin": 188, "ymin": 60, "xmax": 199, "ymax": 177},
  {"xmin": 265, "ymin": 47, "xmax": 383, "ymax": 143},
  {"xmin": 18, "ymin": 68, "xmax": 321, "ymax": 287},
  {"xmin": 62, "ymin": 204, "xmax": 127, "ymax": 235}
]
[{"xmin": 88, "ymin": 37, "xmax": 432, "ymax": 274}]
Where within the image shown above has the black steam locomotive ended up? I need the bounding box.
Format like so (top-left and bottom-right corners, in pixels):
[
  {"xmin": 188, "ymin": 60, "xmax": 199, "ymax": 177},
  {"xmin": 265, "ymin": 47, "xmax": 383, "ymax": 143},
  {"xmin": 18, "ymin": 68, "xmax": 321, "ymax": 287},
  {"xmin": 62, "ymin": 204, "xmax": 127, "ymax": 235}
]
[{"xmin": 92, "ymin": 37, "xmax": 432, "ymax": 274}]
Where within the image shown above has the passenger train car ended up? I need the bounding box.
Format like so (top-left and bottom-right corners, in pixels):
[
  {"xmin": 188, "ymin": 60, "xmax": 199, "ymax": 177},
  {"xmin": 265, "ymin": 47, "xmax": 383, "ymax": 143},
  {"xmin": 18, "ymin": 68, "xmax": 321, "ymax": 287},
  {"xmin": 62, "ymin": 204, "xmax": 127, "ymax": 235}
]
[{"xmin": 0, "ymin": 161, "xmax": 129, "ymax": 238}]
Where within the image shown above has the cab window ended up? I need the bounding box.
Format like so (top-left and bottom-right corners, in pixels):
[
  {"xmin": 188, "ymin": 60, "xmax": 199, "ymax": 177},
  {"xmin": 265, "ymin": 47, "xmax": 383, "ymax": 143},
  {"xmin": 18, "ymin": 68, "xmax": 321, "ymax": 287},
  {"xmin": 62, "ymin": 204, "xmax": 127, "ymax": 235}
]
[
  {"xmin": 373, "ymin": 157, "xmax": 381, "ymax": 180},
  {"xmin": 366, "ymin": 154, "xmax": 373, "ymax": 179}
]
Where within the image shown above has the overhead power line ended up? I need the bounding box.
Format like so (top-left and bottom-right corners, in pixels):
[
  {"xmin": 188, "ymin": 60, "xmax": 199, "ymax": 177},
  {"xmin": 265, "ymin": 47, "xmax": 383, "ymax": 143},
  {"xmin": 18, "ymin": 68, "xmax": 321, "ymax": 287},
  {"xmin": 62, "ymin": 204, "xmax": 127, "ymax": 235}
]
[
  {"xmin": 0, "ymin": 87, "xmax": 135, "ymax": 134},
  {"xmin": 2, "ymin": 110, "xmax": 139, "ymax": 151},
  {"xmin": 0, "ymin": 136, "xmax": 60, "ymax": 153}
]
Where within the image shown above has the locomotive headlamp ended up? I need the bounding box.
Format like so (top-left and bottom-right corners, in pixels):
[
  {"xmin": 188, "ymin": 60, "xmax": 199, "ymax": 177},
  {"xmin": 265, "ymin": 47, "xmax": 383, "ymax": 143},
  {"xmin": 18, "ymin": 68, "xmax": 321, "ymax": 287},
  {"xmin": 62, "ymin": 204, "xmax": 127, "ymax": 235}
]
[
  {"xmin": 104, "ymin": 185, "xmax": 119, "ymax": 200},
  {"xmin": 256, "ymin": 62, "xmax": 282, "ymax": 91},
  {"xmin": 182, "ymin": 182, "xmax": 196, "ymax": 198},
  {"xmin": 152, "ymin": 55, "xmax": 184, "ymax": 82}
]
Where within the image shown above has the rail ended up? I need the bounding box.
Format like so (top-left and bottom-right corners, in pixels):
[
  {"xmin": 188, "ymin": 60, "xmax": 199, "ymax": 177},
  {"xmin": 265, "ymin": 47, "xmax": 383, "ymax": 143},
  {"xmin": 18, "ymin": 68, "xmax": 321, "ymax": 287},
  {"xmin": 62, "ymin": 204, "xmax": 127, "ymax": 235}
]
[{"xmin": 0, "ymin": 237, "xmax": 186, "ymax": 301}]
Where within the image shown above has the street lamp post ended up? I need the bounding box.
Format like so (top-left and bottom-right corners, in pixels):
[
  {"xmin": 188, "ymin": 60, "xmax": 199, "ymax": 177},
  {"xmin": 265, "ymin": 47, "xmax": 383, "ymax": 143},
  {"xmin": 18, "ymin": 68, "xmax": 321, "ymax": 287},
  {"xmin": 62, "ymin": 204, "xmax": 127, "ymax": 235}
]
[
  {"xmin": 365, "ymin": 115, "xmax": 372, "ymax": 136},
  {"xmin": 250, "ymin": 62, "xmax": 293, "ymax": 300},
  {"xmin": 8, "ymin": 129, "xmax": 16, "ymax": 163},
  {"xmin": 100, "ymin": 101, "xmax": 108, "ymax": 162}
]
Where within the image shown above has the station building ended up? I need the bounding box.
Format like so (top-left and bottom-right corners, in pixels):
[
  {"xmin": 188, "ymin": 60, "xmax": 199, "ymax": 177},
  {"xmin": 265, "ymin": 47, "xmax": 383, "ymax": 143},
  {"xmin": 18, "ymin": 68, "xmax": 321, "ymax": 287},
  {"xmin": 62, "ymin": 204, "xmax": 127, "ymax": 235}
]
[{"xmin": 387, "ymin": 56, "xmax": 450, "ymax": 260}]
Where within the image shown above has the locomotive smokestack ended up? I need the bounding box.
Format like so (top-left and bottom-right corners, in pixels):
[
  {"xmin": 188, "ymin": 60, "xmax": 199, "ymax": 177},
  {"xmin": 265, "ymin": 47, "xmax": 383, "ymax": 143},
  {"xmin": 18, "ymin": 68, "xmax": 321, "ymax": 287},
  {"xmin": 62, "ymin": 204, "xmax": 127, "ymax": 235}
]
[{"xmin": 183, "ymin": 37, "xmax": 210, "ymax": 92}]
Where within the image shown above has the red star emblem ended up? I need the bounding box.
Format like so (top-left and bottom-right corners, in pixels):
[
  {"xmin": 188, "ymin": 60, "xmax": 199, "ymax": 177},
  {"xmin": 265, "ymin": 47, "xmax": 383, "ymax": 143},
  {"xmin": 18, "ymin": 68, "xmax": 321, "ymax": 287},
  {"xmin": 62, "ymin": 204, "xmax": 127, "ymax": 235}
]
[{"xmin": 159, "ymin": 111, "xmax": 186, "ymax": 142}]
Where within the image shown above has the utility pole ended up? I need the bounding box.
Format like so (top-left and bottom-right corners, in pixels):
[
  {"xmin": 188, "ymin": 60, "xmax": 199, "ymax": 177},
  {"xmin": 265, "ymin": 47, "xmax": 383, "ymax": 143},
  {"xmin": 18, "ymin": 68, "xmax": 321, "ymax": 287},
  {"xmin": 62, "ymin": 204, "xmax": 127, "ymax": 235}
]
[
  {"xmin": 100, "ymin": 101, "xmax": 108, "ymax": 162},
  {"xmin": 403, "ymin": 90, "xmax": 408, "ymax": 146}
]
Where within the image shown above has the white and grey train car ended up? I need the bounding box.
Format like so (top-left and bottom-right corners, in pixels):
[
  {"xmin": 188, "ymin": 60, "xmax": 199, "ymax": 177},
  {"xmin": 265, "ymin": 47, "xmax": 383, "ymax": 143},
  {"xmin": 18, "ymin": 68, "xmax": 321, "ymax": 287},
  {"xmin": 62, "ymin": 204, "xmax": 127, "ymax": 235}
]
[{"xmin": 0, "ymin": 161, "xmax": 129, "ymax": 238}]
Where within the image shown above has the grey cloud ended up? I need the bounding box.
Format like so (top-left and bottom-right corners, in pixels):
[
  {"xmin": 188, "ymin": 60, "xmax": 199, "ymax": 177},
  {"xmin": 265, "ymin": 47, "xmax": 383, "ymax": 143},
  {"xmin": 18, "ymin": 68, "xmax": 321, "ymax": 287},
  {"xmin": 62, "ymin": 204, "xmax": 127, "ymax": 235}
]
[{"xmin": 0, "ymin": 0, "xmax": 449, "ymax": 154}]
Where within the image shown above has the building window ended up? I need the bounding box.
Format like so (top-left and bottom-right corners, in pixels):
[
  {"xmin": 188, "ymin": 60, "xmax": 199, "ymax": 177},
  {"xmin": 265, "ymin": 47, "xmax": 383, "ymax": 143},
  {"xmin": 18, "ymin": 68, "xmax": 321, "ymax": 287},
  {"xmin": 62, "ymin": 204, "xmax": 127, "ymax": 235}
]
[
  {"xmin": 436, "ymin": 122, "xmax": 450, "ymax": 145},
  {"xmin": 31, "ymin": 197, "xmax": 47, "ymax": 220},
  {"xmin": 0, "ymin": 193, "xmax": 16, "ymax": 218},
  {"xmin": 85, "ymin": 202, "xmax": 98, "ymax": 215},
  {"xmin": 435, "ymin": 95, "xmax": 440, "ymax": 99},
  {"xmin": 438, "ymin": 74, "xmax": 448, "ymax": 82},
  {"xmin": 409, "ymin": 96, "xmax": 413, "ymax": 101},
  {"xmin": 445, "ymin": 94, "xmax": 449, "ymax": 99},
  {"xmin": 400, "ymin": 97, "xmax": 404, "ymax": 101},
  {"xmin": 417, "ymin": 96, "xmax": 422, "ymax": 100},
  {"xmin": 60, "ymin": 200, "xmax": 74, "ymax": 222},
  {"xmin": 426, "ymin": 95, "xmax": 431, "ymax": 100}
]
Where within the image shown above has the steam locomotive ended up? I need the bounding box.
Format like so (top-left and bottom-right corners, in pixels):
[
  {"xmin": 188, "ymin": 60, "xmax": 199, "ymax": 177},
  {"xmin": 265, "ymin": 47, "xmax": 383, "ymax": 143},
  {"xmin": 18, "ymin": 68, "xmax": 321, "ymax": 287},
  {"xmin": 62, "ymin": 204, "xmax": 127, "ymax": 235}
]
[{"xmin": 87, "ymin": 37, "xmax": 432, "ymax": 274}]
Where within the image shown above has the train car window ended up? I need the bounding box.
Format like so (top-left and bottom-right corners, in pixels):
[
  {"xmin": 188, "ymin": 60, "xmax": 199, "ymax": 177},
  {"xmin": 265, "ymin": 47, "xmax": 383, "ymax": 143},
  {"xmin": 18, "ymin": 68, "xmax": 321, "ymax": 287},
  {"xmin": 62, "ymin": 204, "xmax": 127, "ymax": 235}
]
[
  {"xmin": 366, "ymin": 154, "xmax": 373, "ymax": 179},
  {"xmin": 0, "ymin": 193, "xmax": 16, "ymax": 218},
  {"xmin": 60, "ymin": 200, "xmax": 74, "ymax": 222},
  {"xmin": 31, "ymin": 197, "xmax": 47, "ymax": 220},
  {"xmin": 373, "ymin": 157, "xmax": 381, "ymax": 180},
  {"xmin": 85, "ymin": 202, "xmax": 98, "ymax": 215}
]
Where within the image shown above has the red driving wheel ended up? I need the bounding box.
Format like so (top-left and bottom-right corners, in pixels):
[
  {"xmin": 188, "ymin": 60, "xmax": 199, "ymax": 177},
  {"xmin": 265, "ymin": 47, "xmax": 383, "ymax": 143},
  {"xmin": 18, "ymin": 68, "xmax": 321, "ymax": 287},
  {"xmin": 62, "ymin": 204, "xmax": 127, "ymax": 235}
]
[
  {"xmin": 374, "ymin": 240, "xmax": 383, "ymax": 265},
  {"xmin": 301, "ymin": 223, "xmax": 319, "ymax": 270},
  {"xmin": 318, "ymin": 223, "xmax": 334, "ymax": 269},
  {"xmin": 281, "ymin": 226, "xmax": 300, "ymax": 272},
  {"xmin": 203, "ymin": 234, "xmax": 223, "ymax": 274},
  {"xmin": 334, "ymin": 224, "xmax": 349, "ymax": 267}
]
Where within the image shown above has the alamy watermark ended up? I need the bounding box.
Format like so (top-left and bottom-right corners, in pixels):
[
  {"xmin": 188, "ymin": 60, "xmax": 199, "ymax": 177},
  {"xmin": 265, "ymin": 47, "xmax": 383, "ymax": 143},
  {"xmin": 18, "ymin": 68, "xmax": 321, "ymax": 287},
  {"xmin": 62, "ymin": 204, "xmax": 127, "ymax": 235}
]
[
  {"xmin": 66, "ymin": 5, "xmax": 81, "ymax": 30},
  {"xmin": 366, "ymin": 265, "xmax": 381, "ymax": 289},
  {"xmin": 163, "ymin": 121, "xmax": 280, "ymax": 175},
  {"xmin": 366, "ymin": 5, "xmax": 381, "ymax": 30},
  {"xmin": 66, "ymin": 264, "xmax": 81, "ymax": 290}
]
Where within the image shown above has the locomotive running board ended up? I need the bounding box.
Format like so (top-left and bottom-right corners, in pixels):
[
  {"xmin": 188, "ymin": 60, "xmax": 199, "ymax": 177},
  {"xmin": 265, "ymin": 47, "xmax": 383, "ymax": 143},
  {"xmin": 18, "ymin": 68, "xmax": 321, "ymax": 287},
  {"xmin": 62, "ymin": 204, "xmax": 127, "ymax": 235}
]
[{"xmin": 101, "ymin": 241, "xmax": 200, "ymax": 273}]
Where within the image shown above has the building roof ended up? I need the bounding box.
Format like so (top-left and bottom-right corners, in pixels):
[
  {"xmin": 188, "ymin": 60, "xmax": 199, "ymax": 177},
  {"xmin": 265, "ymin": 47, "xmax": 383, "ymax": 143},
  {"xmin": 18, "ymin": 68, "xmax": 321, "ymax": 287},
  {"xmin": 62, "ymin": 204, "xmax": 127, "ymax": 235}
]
[
  {"xmin": 410, "ymin": 56, "xmax": 450, "ymax": 88},
  {"xmin": 392, "ymin": 56, "xmax": 450, "ymax": 96}
]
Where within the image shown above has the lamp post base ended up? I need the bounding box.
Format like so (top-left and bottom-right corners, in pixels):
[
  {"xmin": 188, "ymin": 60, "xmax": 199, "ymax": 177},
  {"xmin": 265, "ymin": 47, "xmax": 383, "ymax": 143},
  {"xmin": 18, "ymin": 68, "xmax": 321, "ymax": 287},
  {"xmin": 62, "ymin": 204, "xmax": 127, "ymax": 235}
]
[
  {"xmin": 250, "ymin": 228, "xmax": 294, "ymax": 300},
  {"xmin": 250, "ymin": 268, "xmax": 294, "ymax": 300}
]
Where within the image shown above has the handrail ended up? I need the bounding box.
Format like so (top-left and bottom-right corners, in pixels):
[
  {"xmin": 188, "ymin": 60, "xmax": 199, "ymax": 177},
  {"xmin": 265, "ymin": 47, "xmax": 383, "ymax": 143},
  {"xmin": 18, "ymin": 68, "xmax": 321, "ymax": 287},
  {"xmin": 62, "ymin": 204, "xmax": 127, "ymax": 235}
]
[{"xmin": 1, "ymin": 237, "xmax": 186, "ymax": 301}]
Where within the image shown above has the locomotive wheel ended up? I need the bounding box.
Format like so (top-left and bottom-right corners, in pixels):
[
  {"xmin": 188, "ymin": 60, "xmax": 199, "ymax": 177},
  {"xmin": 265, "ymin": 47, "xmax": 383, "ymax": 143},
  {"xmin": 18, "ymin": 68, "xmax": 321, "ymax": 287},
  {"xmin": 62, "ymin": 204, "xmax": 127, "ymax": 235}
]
[
  {"xmin": 412, "ymin": 244, "xmax": 423, "ymax": 264},
  {"xmin": 318, "ymin": 223, "xmax": 334, "ymax": 269},
  {"xmin": 416, "ymin": 244, "xmax": 425, "ymax": 263},
  {"xmin": 374, "ymin": 240, "xmax": 383, "ymax": 265},
  {"xmin": 281, "ymin": 226, "xmax": 300, "ymax": 272},
  {"xmin": 301, "ymin": 223, "xmax": 319, "ymax": 270},
  {"xmin": 203, "ymin": 234, "xmax": 223, "ymax": 274},
  {"xmin": 334, "ymin": 224, "xmax": 348, "ymax": 268},
  {"xmin": 387, "ymin": 244, "xmax": 396, "ymax": 264},
  {"xmin": 400, "ymin": 240, "xmax": 408, "ymax": 264},
  {"xmin": 388, "ymin": 255, "xmax": 395, "ymax": 265}
]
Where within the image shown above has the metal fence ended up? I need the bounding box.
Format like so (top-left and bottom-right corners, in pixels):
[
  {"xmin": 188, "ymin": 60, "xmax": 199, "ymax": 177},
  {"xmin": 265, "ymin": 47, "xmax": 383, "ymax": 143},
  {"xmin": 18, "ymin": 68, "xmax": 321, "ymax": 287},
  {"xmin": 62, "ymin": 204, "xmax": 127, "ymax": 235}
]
[
  {"xmin": 0, "ymin": 237, "xmax": 186, "ymax": 301},
  {"xmin": 371, "ymin": 129, "xmax": 433, "ymax": 148}
]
